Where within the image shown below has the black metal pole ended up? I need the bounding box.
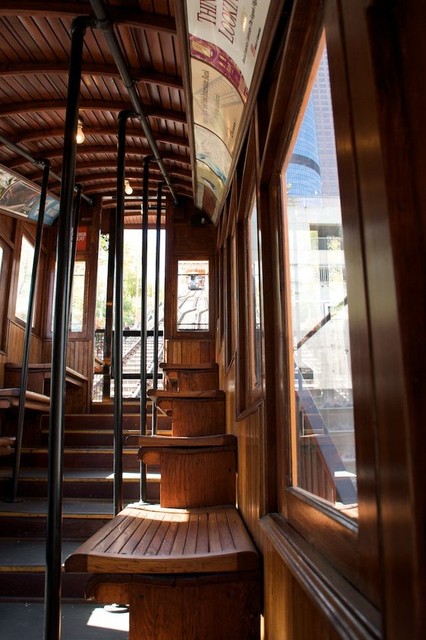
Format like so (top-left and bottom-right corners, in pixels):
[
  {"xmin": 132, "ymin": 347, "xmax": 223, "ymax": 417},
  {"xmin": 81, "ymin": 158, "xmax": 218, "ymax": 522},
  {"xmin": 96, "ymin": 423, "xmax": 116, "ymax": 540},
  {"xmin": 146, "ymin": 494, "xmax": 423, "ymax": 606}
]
[
  {"xmin": 88, "ymin": 0, "xmax": 179, "ymax": 206},
  {"xmin": 10, "ymin": 160, "xmax": 50, "ymax": 502},
  {"xmin": 113, "ymin": 110, "xmax": 133, "ymax": 516},
  {"xmin": 43, "ymin": 17, "xmax": 88, "ymax": 640},
  {"xmin": 152, "ymin": 182, "xmax": 163, "ymax": 435},
  {"xmin": 139, "ymin": 155, "xmax": 153, "ymax": 501}
]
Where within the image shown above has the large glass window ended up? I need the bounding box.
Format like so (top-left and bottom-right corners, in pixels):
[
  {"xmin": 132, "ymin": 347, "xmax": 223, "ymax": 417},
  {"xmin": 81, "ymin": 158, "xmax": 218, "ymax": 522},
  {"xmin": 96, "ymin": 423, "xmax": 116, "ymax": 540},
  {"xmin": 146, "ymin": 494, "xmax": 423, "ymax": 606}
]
[
  {"xmin": 248, "ymin": 196, "xmax": 262, "ymax": 392},
  {"xmin": 69, "ymin": 260, "xmax": 86, "ymax": 333},
  {"xmin": 176, "ymin": 260, "xmax": 209, "ymax": 332},
  {"xmin": 283, "ymin": 46, "xmax": 357, "ymax": 516},
  {"xmin": 15, "ymin": 234, "xmax": 35, "ymax": 323}
]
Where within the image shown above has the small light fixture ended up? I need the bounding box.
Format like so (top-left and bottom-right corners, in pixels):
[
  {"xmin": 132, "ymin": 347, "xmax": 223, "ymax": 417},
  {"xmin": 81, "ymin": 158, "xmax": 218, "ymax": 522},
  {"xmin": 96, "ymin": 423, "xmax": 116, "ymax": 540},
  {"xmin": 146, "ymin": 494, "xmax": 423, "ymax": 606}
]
[
  {"xmin": 76, "ymin": 118, "xmax": 85, "ymax": 144},
  {"xmin": 124, "ymin": 179, "xmax": 133, "ymax": 195}
]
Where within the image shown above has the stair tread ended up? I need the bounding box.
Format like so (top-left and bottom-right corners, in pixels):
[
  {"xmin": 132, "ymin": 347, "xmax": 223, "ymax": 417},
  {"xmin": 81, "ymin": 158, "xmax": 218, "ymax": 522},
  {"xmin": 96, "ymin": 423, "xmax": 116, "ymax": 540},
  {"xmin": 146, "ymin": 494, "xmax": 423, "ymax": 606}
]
[
  {"xmin": 0, "ymin": 468, "xmax": 160, "ymax": 481},
  {"xmin": 0, "ymin": 497, "xmax": 115, "ymax": 517},
  {"xmin": 21, "ymin": 447, "xmax": 139, "ymax": 454},
  {"xmin": 0, "ymin": 538, "xmax": 81, "ymax": 568}
]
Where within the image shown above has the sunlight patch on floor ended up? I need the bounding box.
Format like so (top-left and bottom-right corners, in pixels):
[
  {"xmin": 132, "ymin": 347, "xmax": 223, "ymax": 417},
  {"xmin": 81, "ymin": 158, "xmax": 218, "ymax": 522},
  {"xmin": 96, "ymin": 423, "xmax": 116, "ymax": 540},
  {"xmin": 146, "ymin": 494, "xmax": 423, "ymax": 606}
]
[{"xmin": 87, "ymin": 607, "xmax": 129, "ymax": 632}]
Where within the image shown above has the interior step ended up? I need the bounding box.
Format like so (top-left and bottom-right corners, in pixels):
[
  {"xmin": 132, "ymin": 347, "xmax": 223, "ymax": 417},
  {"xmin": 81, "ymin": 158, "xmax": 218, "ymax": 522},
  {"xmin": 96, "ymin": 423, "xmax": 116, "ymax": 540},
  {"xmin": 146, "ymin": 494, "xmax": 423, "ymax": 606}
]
[
  {"xmin": 9, "ymin": 446, "xmax": 142, "ymax": 471},
  {"xmin": 0, "ymin": 538, "xmax": 87, "ymax": 599},
  {"xmin": 0, "ymin": 468, "xmax": 160, "ymax": 501},
  {"xmin": 0, "ymin": 497, "xmax": 114, "ymax": 538}
]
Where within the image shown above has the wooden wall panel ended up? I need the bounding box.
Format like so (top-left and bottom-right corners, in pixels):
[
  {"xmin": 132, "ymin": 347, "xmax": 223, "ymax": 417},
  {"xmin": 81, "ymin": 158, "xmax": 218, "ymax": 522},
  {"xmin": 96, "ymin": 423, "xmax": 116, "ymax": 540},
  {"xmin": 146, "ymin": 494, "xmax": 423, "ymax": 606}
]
[
  {"xmin": 263, "ymin": 540, "xmax": 341, "ymax": 640},
  {"xmin": 0, "ymin": 321, "xmax": 42, "ymax": 386},
  {"xmin": 235, "ymin": 405, "xmax": 263, "ymax": 544},
  {"xmin": 164, "ymin": 339, "xmax": 215, "ymax": 364}
]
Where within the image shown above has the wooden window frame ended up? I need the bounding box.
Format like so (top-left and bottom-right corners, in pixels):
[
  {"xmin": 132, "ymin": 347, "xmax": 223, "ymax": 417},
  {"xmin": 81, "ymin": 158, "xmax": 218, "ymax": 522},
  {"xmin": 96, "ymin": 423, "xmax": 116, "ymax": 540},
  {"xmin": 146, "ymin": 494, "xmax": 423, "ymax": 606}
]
[
  {"xmin": 13, "ymin": 225, "xmax": 45, "ymax": 336},
  {"xmin": 172, "ymin": 255, "xmax": 214, "ymax": 340},
  {"xmin": 0, "ymin": 234, "xmax": 12, "ymax": 352},
  {"xmin": 258, "ymin": 0, "xmax": 381, "ymax": 614}
]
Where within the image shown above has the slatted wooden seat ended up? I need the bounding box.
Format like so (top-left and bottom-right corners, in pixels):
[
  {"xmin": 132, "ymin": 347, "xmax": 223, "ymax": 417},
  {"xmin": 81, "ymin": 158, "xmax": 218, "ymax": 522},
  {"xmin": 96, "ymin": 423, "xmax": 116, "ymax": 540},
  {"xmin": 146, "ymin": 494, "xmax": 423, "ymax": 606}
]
[
  {"xmin": 65, "ymin": 503, "xmax": 261, "ymax": 639},
  {"xmin": 65, "ymin": 503, "xmax": 259, "ymax": 574},
  {"xmin": 147, "ymin": 389, "xmax": 225, "ymax": 436}
]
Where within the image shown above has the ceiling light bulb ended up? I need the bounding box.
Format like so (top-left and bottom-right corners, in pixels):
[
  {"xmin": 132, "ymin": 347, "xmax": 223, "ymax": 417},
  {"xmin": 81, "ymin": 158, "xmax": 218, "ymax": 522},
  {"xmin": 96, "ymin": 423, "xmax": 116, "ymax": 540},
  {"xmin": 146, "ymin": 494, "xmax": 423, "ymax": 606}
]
[
  {"xmin": 124, "ymin": 179, "xmax": 133, "ymax": 195},
  {"xmin": 76, "ymin": 119, "xmax": 85, "ymax": 144}
]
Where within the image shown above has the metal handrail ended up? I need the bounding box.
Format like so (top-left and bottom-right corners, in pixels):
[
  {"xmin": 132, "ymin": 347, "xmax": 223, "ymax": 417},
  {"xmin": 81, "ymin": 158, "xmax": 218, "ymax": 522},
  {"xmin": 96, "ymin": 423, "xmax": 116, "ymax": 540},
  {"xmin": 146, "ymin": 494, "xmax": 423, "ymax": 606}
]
[{"xmin": 10, "ymin": 161, "xmax": 50, "ymax": 502}]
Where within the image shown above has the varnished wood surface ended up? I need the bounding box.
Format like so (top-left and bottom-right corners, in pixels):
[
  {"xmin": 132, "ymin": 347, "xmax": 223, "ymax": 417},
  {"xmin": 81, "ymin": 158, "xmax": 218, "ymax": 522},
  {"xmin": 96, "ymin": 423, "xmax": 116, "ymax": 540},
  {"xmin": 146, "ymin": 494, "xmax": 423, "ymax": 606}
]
[
  {"xmin": 65, "ymin": 504, "xmax": 259, "ymax": 574},
  {"xmin": 131, "ymin": 434, "xmax": 236, "ymax": 448},
  {"xmin": 0, "ymin": 387, "xmax": 50, "ymax": 411}
]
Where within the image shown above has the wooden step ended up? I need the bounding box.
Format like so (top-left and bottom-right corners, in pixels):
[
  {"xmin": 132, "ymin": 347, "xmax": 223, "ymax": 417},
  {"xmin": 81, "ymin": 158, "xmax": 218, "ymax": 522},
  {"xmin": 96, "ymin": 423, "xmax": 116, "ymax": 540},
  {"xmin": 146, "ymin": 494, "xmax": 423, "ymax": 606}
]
[
  {"xmin": 0, "ymin": 537, "xmax": 87, "ymax": 599},
  {"xmin": 0, "ymin": 498, "xmax": 114, "ymax": 538},
  {"xmin": 0, "ymin": 468, "xmax": 160, "ymax": 501},
  {"xmin": 14, "ymin": 447, "xmax": 142, "ymax": 471}
]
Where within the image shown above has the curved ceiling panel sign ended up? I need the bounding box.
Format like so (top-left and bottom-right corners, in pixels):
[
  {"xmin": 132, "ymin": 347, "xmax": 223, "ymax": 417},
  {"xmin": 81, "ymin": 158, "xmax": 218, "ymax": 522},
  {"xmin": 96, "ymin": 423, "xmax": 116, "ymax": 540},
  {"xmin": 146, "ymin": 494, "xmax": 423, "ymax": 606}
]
[
  {"xmin": 186, "ymin": 0, "xmax": 271, "ymax": 220},
  {"xmin": 0, "ymin": 164, "xmax": 59, "ymax": 225}
]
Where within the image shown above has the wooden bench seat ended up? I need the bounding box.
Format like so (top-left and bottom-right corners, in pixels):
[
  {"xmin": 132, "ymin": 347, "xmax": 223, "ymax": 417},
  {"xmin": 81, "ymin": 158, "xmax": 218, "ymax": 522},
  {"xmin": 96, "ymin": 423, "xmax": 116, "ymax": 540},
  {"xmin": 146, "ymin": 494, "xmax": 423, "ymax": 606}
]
[
  {"xmin": 147, "ymin": 389, "xmax": 225, "ymax": 436},
  {"xmin": 65, "ymin": 503, "xmax": 259, "ymax": 574},
  {"xmin": 4, "ymin": 362, "xmax": 89, "ymax": 413},
  {"xmin": 65, "ymin": 503, "xmax": 261, "ymax": 639},
  {"xmin": 0, "ymin": 387, "xmax": 50, "ymax": 412},
  {"xmin": 160, "ymin": 361, "xmax": 219, "ymax": 391}
]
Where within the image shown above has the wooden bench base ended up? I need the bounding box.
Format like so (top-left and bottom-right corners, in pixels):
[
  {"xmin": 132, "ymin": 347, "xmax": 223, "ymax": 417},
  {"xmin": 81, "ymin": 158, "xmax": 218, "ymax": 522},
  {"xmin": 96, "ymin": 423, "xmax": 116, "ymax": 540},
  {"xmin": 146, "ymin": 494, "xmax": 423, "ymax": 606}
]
[{"xmin": 86, "ymin": 571, "xmax": 261, "ymax": 640}]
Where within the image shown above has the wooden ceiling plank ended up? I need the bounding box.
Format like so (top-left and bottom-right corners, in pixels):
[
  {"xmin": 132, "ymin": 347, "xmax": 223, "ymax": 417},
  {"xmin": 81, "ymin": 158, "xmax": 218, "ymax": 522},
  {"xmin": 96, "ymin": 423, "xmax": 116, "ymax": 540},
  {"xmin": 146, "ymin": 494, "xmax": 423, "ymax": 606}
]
[
  {"xmin": 0, "ymin": 3, "xmax": 176, "ymax": 34},
  {"xmin": 0, "ymin": 62, "xmax": 182, "ymax": 89},
  {"xmin": 0, "ymin": 99, "xmax": 186, "ymax": 124}
]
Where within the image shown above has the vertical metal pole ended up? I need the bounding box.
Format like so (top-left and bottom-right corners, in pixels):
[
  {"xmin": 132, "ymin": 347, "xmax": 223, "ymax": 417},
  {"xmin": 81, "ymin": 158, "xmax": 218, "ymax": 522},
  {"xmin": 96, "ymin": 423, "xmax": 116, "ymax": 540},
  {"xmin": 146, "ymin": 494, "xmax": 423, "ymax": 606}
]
[
  {"xmin": 113, "ymin": 110, "xmax": 133, "ymax": 516},
  {"xmin": 152, "ymin": 182, "xmax": 163, "ymax": 435},
  {"xmin": 10, "ymin": 161, "xmax": 50, "ymax": 502},
  {"xmin": 139, "ymin": 155, "xmax": 153, "ymax": 501},
  {"xmin": 43, "ymin": 17, "xmax": 87, "ymax": 640}
]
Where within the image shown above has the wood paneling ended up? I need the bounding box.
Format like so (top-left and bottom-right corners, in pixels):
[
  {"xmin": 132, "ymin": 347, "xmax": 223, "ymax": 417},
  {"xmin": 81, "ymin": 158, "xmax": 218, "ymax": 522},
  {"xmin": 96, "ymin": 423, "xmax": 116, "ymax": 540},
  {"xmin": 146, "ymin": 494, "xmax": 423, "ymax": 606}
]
[{"xmin": 164, "ymin": 339, "xmax": 215, "ymax": 364}]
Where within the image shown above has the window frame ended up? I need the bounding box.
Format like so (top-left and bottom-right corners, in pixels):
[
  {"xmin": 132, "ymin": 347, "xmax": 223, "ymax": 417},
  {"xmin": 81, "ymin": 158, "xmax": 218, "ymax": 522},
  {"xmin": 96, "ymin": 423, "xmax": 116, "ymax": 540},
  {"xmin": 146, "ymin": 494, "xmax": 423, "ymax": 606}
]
[
  {"xmin": 171, "ymin": 254, "xmax": 214, "ymax": 340},
  {"xmin": 0, "ymin": 235, "xmax": 12, "ymax": 352}
]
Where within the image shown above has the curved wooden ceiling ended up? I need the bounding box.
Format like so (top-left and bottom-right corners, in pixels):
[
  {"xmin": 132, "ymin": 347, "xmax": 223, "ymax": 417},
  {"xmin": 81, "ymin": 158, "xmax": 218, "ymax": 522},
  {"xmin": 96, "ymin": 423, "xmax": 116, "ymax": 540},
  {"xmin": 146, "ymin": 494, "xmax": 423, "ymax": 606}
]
[{"xmin": 0, "ymin": 1, "xmax": 194, "ymax": 224}]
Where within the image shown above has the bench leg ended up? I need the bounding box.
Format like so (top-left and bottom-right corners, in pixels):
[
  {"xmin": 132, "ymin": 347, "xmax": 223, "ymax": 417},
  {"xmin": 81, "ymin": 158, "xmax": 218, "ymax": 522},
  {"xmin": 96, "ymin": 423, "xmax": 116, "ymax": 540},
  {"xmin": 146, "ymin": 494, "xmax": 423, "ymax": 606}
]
[{"xmin": 88, "ymin": 572, "xmax": 261, "ymax": 640}]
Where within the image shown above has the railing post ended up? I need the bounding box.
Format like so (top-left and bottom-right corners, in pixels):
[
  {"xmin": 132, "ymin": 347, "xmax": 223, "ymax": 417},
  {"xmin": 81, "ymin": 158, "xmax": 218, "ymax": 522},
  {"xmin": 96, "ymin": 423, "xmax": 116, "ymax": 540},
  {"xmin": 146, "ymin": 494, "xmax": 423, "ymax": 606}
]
[
  {"xmin": 10, "ymin": 160, "xmax": 50, "ymax": 502},
  {"xmin": 43, "ymin": 16, "xmax": 89, "ymax": 640}
]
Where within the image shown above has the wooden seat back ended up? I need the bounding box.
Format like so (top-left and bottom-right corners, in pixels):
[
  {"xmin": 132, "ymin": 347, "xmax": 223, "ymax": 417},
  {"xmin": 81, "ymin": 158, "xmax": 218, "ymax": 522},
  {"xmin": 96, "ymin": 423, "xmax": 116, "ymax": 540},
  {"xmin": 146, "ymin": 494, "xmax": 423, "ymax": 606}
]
[{"xmin": 137, "ymin": 434, "xmax": 237, "ymax": 508}]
